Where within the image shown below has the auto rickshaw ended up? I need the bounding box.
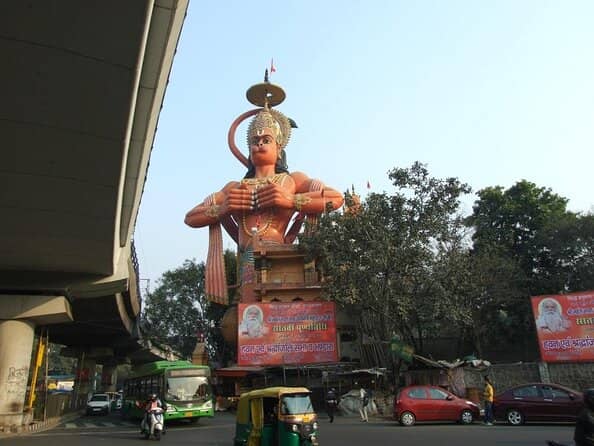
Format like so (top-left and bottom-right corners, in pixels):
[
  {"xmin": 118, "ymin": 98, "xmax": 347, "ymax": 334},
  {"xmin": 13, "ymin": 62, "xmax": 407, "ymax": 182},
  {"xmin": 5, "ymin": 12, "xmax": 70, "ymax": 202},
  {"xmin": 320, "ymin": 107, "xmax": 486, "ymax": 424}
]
[{"xmin": 233, "ymin": 386, "xmax": 319, "ymax": 446}]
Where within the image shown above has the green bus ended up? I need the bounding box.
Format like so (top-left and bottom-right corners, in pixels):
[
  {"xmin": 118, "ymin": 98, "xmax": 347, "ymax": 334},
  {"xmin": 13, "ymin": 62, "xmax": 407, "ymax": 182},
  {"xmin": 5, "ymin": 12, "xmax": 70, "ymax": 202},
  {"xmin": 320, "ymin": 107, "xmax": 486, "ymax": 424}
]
[{"xmin": 121, "ymin": 360, "xmax": 214, "ymax": 422}]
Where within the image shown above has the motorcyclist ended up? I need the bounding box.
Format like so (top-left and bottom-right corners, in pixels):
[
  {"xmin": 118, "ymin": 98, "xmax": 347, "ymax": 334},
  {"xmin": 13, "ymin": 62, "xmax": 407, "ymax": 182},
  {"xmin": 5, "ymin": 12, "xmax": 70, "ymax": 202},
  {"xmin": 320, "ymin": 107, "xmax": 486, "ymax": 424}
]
[
  {"xmin": 575, "ymin": 389, "xmax": 594, "ymax": 446},
  {"xmin": 143, "ymin": 393, "xmax": 167, "ymax": 435},
  {"xmin": 325, "ymin": 387, "xmax": 339, "ymax": 423}
]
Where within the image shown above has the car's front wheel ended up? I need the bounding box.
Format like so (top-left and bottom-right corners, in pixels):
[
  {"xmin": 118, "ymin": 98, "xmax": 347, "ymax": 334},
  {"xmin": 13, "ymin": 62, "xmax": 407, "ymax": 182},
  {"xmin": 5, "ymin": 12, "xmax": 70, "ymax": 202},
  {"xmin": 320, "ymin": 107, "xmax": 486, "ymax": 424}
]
[
  {"xmin": 399, "ymin": 411, "xmax": 416, "ymax": 426},
  {"xmin": 460, "ymin": 409, "xmax": 474, "ymax": 424},
  {"xmin": 506, "ymin": 409, "xmax": 524, "ymax": 425}
]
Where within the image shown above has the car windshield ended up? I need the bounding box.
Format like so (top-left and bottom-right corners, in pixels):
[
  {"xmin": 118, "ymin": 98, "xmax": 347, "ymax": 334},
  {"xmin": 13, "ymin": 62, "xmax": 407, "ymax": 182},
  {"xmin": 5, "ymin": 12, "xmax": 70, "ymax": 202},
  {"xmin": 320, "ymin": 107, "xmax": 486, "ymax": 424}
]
[
  {"xmin": 90, "ymin": 395, "xmax": 108, "ymax": 402},
  {"xmin": 280, "ymin": 394, "xmax": 313, "ymax": 415},
  {"xmin": 166, "ymin": 376, "xmax": 211, "ymax": 402}
]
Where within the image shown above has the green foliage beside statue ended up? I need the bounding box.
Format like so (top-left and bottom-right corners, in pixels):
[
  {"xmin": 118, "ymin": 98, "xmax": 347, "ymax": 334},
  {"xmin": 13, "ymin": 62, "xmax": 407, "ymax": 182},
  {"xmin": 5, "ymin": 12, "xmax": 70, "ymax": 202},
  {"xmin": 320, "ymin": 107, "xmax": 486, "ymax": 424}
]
[{"xmin": 141, "ymin": 254, "xmax": 235, "ymax": 365}]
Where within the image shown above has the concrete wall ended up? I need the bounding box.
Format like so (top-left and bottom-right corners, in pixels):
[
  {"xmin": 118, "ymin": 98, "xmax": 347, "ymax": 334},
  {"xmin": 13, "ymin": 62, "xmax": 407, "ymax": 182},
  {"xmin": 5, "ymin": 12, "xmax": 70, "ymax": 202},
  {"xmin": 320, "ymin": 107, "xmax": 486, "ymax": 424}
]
[
  {"xmin": 471, "ymin": 362, "xmax": 594, "ymax": 394},
  {"xmin": 403, "ymin": 361, "xmax": 593, "ymax": 409},
  {"xmin": 548, "ymin": 362, "xmax": 594, "ymax": 392}
]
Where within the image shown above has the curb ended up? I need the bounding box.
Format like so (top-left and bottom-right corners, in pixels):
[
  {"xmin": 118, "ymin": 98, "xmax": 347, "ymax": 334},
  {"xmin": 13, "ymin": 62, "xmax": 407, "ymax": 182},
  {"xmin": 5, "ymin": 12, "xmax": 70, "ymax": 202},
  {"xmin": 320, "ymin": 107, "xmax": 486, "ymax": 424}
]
[{"xmin": 0, "ymin": 411, "xmax": 83, "ymax": 438}]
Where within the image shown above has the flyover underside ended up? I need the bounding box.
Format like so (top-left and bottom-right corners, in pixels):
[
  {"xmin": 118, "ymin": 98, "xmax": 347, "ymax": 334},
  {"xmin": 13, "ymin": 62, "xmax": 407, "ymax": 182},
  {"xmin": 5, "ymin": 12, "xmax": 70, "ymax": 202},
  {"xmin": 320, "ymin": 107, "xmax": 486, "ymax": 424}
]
[
  {"xmin": 0, "ymin": 0, "xmax": 189, "ymax": 359},
  {"xmin": 0, "ymin": 0, "xmax": 190, "ymax": 427},
  {"xmin": 48, "ymin": 295, "xmax": 138, "ymax": 352}
]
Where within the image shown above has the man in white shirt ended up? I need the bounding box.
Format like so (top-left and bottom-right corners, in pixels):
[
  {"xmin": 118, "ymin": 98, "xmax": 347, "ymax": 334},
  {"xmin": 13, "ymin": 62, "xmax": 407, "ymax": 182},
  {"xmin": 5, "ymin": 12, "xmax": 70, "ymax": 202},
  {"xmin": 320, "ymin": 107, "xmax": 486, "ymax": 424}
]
[{"xmin": 359, "ymin": 386, "xmax": 369, "ymax": 422}]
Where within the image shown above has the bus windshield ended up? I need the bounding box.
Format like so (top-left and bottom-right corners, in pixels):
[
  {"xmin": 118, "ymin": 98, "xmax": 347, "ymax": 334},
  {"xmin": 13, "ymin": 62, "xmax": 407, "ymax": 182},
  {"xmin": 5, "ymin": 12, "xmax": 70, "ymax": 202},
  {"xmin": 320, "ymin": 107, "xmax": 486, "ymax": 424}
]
[
  {"xmin": 280, "ymin": 394, "xmax": 313, "ymax": 415},
  {"xmin": 166, "ymin": 375, "xmax": 211, "ymax": 402}
]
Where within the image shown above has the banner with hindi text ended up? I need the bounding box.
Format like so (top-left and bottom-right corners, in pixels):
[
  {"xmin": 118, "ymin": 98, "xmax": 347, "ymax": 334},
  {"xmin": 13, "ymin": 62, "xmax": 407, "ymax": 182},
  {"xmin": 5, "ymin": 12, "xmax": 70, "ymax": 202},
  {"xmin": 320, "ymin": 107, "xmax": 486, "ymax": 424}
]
[
  {"xmin": 237, "ymin": 302, "xmax": 338, "ymax": 366},
  {"xmin": 531, "ymin": 291, "xmax": 594, "ymax": 362}
]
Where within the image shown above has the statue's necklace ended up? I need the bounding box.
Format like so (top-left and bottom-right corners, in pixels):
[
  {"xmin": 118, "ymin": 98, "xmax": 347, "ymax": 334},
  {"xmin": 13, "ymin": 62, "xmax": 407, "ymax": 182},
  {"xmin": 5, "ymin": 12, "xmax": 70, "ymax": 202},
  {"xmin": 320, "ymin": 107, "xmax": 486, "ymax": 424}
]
[{"xmin": 240, "ymin": 174, "xmax": 287, "ymax": 237}]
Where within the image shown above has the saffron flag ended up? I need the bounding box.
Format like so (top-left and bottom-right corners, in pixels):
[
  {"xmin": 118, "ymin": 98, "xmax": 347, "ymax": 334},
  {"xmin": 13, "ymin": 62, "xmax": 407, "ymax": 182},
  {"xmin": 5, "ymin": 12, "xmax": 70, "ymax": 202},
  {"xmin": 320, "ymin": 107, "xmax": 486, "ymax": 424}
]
[{"xmin": 270, "ymin": 58, "xmax": 276, "ymax": 73}]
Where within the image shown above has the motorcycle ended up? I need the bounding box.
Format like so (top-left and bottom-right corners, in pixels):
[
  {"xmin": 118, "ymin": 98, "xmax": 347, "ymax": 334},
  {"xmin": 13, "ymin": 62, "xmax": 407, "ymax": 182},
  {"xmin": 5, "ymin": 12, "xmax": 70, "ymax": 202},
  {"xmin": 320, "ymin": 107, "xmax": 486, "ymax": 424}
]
[{"xmin": 141, "ymin": 407, "xmax": 165, "ymax": 440}]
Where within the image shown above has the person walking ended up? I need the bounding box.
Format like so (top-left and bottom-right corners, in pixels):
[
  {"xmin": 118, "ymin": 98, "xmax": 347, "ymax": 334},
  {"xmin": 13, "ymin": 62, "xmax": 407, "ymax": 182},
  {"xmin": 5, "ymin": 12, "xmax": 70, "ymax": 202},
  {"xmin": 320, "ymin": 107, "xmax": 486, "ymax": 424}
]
[
  {"xmin": 483, "ymin": 376, "xmax": 494, "ymax": 425},
  {"xmin": 359, "ymin": 385, "xmax": 369, "ymax": 422},
  {"xmin": 325, "ymin": 387, "xmax": 339, "ymax": 423}
]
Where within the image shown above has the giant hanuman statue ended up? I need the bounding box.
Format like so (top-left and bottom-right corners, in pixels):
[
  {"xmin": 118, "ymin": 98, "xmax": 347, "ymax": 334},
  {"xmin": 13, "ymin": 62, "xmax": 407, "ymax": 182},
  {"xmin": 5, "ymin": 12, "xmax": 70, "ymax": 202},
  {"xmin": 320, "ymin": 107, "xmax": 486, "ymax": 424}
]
[{"xmin": 184, "ymin": 73, "xmax": 344, "ymax": 349}]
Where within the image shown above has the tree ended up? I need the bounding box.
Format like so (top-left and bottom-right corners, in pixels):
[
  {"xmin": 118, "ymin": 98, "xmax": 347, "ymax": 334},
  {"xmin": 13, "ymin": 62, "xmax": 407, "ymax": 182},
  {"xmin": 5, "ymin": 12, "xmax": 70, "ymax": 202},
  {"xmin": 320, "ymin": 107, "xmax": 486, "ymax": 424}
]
[
  {"xmin": 433, "ymin": 245, "xmax": 527, "ymax": 357},
  {"xmin": 535, "ymin": 212, "xmax": 594, "ymax": 293},
  {"xmin": 467, "ymin": 180, "xmax": 569, "ymax": 287},
  {"xmin": 47, "ymin": 343, "xmax": 76, "ymax": 375},
  {"xmin": 301, "ymin": 162, "xmax": 471, "ymax": 359},
  {"xmin": 464, "ymin": 180, "xmax": 592, "ymax": 359},
  {"xmin": 141, "ymin": 257, "xmax": 232, "ymax": 364}
]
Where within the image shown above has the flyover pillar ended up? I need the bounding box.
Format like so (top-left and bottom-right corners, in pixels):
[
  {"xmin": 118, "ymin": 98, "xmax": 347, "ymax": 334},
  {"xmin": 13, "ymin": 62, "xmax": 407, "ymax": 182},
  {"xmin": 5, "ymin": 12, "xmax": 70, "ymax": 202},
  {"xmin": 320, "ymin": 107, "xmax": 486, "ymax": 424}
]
[
  {"xmin": 0, "ymin": 320, "xmax": 35, "ymax": 427},
  {"xmin": 101, "ymin": 363, "xmax": 118, "ymax": 392},
  {"xmin": 0, "ymin": 295, "xmax": 72, "ymax": 427}
]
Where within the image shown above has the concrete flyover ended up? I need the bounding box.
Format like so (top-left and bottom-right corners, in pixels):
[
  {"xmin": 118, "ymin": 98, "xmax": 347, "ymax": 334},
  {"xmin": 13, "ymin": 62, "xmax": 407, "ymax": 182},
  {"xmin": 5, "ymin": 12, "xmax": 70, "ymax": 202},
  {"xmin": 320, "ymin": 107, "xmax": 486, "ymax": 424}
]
[{"xmin": 0, "ymin": 0, "xmax": 188, "ymax": 427}]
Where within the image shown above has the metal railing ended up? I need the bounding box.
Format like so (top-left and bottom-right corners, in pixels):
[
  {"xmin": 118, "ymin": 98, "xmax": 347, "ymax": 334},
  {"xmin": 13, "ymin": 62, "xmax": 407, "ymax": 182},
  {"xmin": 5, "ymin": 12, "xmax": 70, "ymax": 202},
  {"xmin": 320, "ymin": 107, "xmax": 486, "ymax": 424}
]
[{"xmin": 131, "ymin": 239, "xmax": 142, "ymax": 302}]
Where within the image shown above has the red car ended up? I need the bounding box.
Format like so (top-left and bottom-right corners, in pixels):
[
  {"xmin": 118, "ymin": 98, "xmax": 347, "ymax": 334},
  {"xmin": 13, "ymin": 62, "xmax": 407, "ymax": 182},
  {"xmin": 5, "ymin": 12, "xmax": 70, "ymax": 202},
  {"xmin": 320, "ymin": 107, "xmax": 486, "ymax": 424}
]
[
  {"xmin": 394, "ymin": 385, "xmax": 480, "ymax": 426},
  {"xmin": 494, "ymin": 382, "xmax": 583, "ymax": 425}
]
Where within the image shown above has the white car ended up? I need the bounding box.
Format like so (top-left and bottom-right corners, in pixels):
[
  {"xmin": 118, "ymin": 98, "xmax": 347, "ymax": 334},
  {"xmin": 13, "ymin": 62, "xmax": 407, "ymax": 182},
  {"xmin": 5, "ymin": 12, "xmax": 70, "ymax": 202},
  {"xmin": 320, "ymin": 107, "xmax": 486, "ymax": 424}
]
[{"xmin": 86, "ymin": 393, "xmax": 111, "ymax": 415}]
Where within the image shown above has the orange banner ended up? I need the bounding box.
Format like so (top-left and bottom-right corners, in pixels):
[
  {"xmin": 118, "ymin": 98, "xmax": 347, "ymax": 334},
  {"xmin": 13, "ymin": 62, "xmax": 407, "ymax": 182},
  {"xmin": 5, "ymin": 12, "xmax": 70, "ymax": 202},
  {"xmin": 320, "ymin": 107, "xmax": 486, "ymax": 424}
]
[
  {"xmin": 531, "ymin": 291, "xmax": 594, "ymax": 362},
  {"xmin": 237, "ymin": 302, "xmax": 338, "ymax": 366}
]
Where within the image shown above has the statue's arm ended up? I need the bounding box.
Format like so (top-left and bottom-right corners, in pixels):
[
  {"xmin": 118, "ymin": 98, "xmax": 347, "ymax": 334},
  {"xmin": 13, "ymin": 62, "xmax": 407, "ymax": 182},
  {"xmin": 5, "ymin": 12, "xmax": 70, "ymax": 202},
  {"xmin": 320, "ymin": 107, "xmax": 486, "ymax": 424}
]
[
  {"xmin": 255, "ymin": 172, "xmax": 344, "ymax": 214},
  {"xmin": 290, "ymin": 171, "xmax": 344, "ymax": 213},
  {"xmin": 184, "ymin": 181, "xmax": 239, "ymax": 228}
]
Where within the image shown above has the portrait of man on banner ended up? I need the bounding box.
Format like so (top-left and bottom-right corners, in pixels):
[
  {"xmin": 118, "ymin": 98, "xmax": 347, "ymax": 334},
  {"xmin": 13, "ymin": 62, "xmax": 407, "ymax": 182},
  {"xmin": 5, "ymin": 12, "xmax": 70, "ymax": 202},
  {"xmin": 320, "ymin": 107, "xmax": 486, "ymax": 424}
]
[
  {"xmin": 535, "ymin": 297, "xmax": 571, "ymax": 333},
  {"xmin": 239, "ymin": 304, "xmax": 267, "ymax": 338}
]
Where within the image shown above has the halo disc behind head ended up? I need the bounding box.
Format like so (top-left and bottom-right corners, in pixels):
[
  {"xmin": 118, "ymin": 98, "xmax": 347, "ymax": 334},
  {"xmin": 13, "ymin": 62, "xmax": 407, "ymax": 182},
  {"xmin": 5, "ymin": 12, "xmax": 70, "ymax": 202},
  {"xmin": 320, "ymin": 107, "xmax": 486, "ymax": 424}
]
[{"xmin": 246, "ymin": 82, "xmax": 286, "ymax": 107}]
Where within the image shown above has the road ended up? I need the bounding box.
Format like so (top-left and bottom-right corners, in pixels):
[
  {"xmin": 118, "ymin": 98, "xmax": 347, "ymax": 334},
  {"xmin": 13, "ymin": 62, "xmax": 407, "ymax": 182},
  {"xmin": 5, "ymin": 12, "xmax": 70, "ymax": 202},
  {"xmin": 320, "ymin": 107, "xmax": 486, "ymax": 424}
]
[{"xmin": 0, "ymin": 411, "xmax": 575, "ymax": 446}]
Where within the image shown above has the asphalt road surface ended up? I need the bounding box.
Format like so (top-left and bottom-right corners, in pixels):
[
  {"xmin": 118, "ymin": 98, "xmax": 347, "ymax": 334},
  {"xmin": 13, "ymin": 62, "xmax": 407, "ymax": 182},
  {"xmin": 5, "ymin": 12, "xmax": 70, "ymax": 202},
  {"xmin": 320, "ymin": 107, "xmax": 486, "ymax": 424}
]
[{"xmin": 0, "ymin": 411, "xmax": 575, "ymax": 446}]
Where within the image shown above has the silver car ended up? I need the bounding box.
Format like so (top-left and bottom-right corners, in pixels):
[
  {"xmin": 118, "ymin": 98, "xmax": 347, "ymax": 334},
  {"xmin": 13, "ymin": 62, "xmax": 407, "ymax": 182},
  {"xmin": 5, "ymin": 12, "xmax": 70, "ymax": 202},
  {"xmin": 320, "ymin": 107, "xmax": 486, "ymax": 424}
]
[{"xmin": 86, "ymin": 393, "xmax": 111, "ymax": 415}]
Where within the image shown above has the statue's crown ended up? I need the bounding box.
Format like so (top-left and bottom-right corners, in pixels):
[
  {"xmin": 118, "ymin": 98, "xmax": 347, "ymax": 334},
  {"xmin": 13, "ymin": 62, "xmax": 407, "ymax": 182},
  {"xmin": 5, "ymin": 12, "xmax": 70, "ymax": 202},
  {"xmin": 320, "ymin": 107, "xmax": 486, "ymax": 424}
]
[{"xmin": 245, "ymin": 71, "xmax": 292, "ymax": 149}]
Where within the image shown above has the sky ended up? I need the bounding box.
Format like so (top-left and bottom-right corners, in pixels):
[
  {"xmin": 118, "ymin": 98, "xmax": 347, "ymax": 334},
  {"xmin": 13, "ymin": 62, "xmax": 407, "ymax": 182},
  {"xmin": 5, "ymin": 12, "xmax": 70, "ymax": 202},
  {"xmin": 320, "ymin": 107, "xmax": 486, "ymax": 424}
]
[{"xmin": 134, "ymin": 0, "xmax": 594, "ymax": 292}]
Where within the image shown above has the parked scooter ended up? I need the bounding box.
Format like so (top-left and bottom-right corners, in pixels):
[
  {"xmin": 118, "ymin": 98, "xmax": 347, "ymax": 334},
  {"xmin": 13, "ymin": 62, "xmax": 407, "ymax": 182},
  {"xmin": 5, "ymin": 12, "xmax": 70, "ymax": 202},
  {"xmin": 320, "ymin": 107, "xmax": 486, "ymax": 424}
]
[{"xmin": 141, "ymin": 407, "xmax": 165, "ymax": 440}]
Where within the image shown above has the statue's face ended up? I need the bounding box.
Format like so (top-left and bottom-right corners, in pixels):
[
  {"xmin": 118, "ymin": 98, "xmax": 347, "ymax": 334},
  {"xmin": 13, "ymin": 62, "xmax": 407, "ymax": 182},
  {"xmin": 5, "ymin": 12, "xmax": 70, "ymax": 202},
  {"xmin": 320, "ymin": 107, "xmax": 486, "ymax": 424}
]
[{"xmin": 249, "ymin": 128, "xmax": 279, "ymax": 166}]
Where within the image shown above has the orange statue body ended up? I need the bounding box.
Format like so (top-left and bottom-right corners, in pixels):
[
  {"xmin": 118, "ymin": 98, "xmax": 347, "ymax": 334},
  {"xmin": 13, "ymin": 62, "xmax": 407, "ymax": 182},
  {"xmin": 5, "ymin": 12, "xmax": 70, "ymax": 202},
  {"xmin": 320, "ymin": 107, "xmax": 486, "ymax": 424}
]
[{"xmin": 184, "ymin": 74, "xmax": 343, "ymax": 304}]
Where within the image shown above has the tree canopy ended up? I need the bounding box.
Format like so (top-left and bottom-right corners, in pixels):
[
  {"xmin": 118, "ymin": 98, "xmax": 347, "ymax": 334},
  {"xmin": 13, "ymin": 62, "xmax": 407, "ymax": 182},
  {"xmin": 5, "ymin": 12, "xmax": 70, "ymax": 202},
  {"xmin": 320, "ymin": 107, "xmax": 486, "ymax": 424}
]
[
  {"xmin": 301, "ymin": 166, "xmax": 594, "ymax": 362},
  {"xmin": 141, "ymin": 257, "xmax": 232, "ymax": 364},
  {"xmin": 464, "ymin": 181, "xmax": 594, "ymax": 356},
  {"xmin": 300, "ymin": 162, "xmax": 472, "ymax": 358}
]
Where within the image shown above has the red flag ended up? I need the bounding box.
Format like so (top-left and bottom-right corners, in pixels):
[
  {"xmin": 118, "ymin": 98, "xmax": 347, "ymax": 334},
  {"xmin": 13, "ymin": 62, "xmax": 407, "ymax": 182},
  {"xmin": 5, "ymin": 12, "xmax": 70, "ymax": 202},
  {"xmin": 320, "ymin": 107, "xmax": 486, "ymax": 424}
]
[
  {"xmin": 367, "ymin": 181, "xmax": 371, "ymax": 189},
  {"xmin": 270, "ymin": 58, "xmax": 276, "ymax": 73}
]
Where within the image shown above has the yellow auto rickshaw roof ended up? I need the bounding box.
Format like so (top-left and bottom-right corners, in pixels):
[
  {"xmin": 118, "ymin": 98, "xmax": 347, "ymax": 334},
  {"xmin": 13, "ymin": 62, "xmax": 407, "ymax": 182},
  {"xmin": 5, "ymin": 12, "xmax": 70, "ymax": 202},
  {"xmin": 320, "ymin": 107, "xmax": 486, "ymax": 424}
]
[
  {"xmin": 240, "ymin": 386, "xmax": 310, "ymax": 400},
  {"xmin": 236, "ymin": 387, "xmax": 312, "ymax": 424}
]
